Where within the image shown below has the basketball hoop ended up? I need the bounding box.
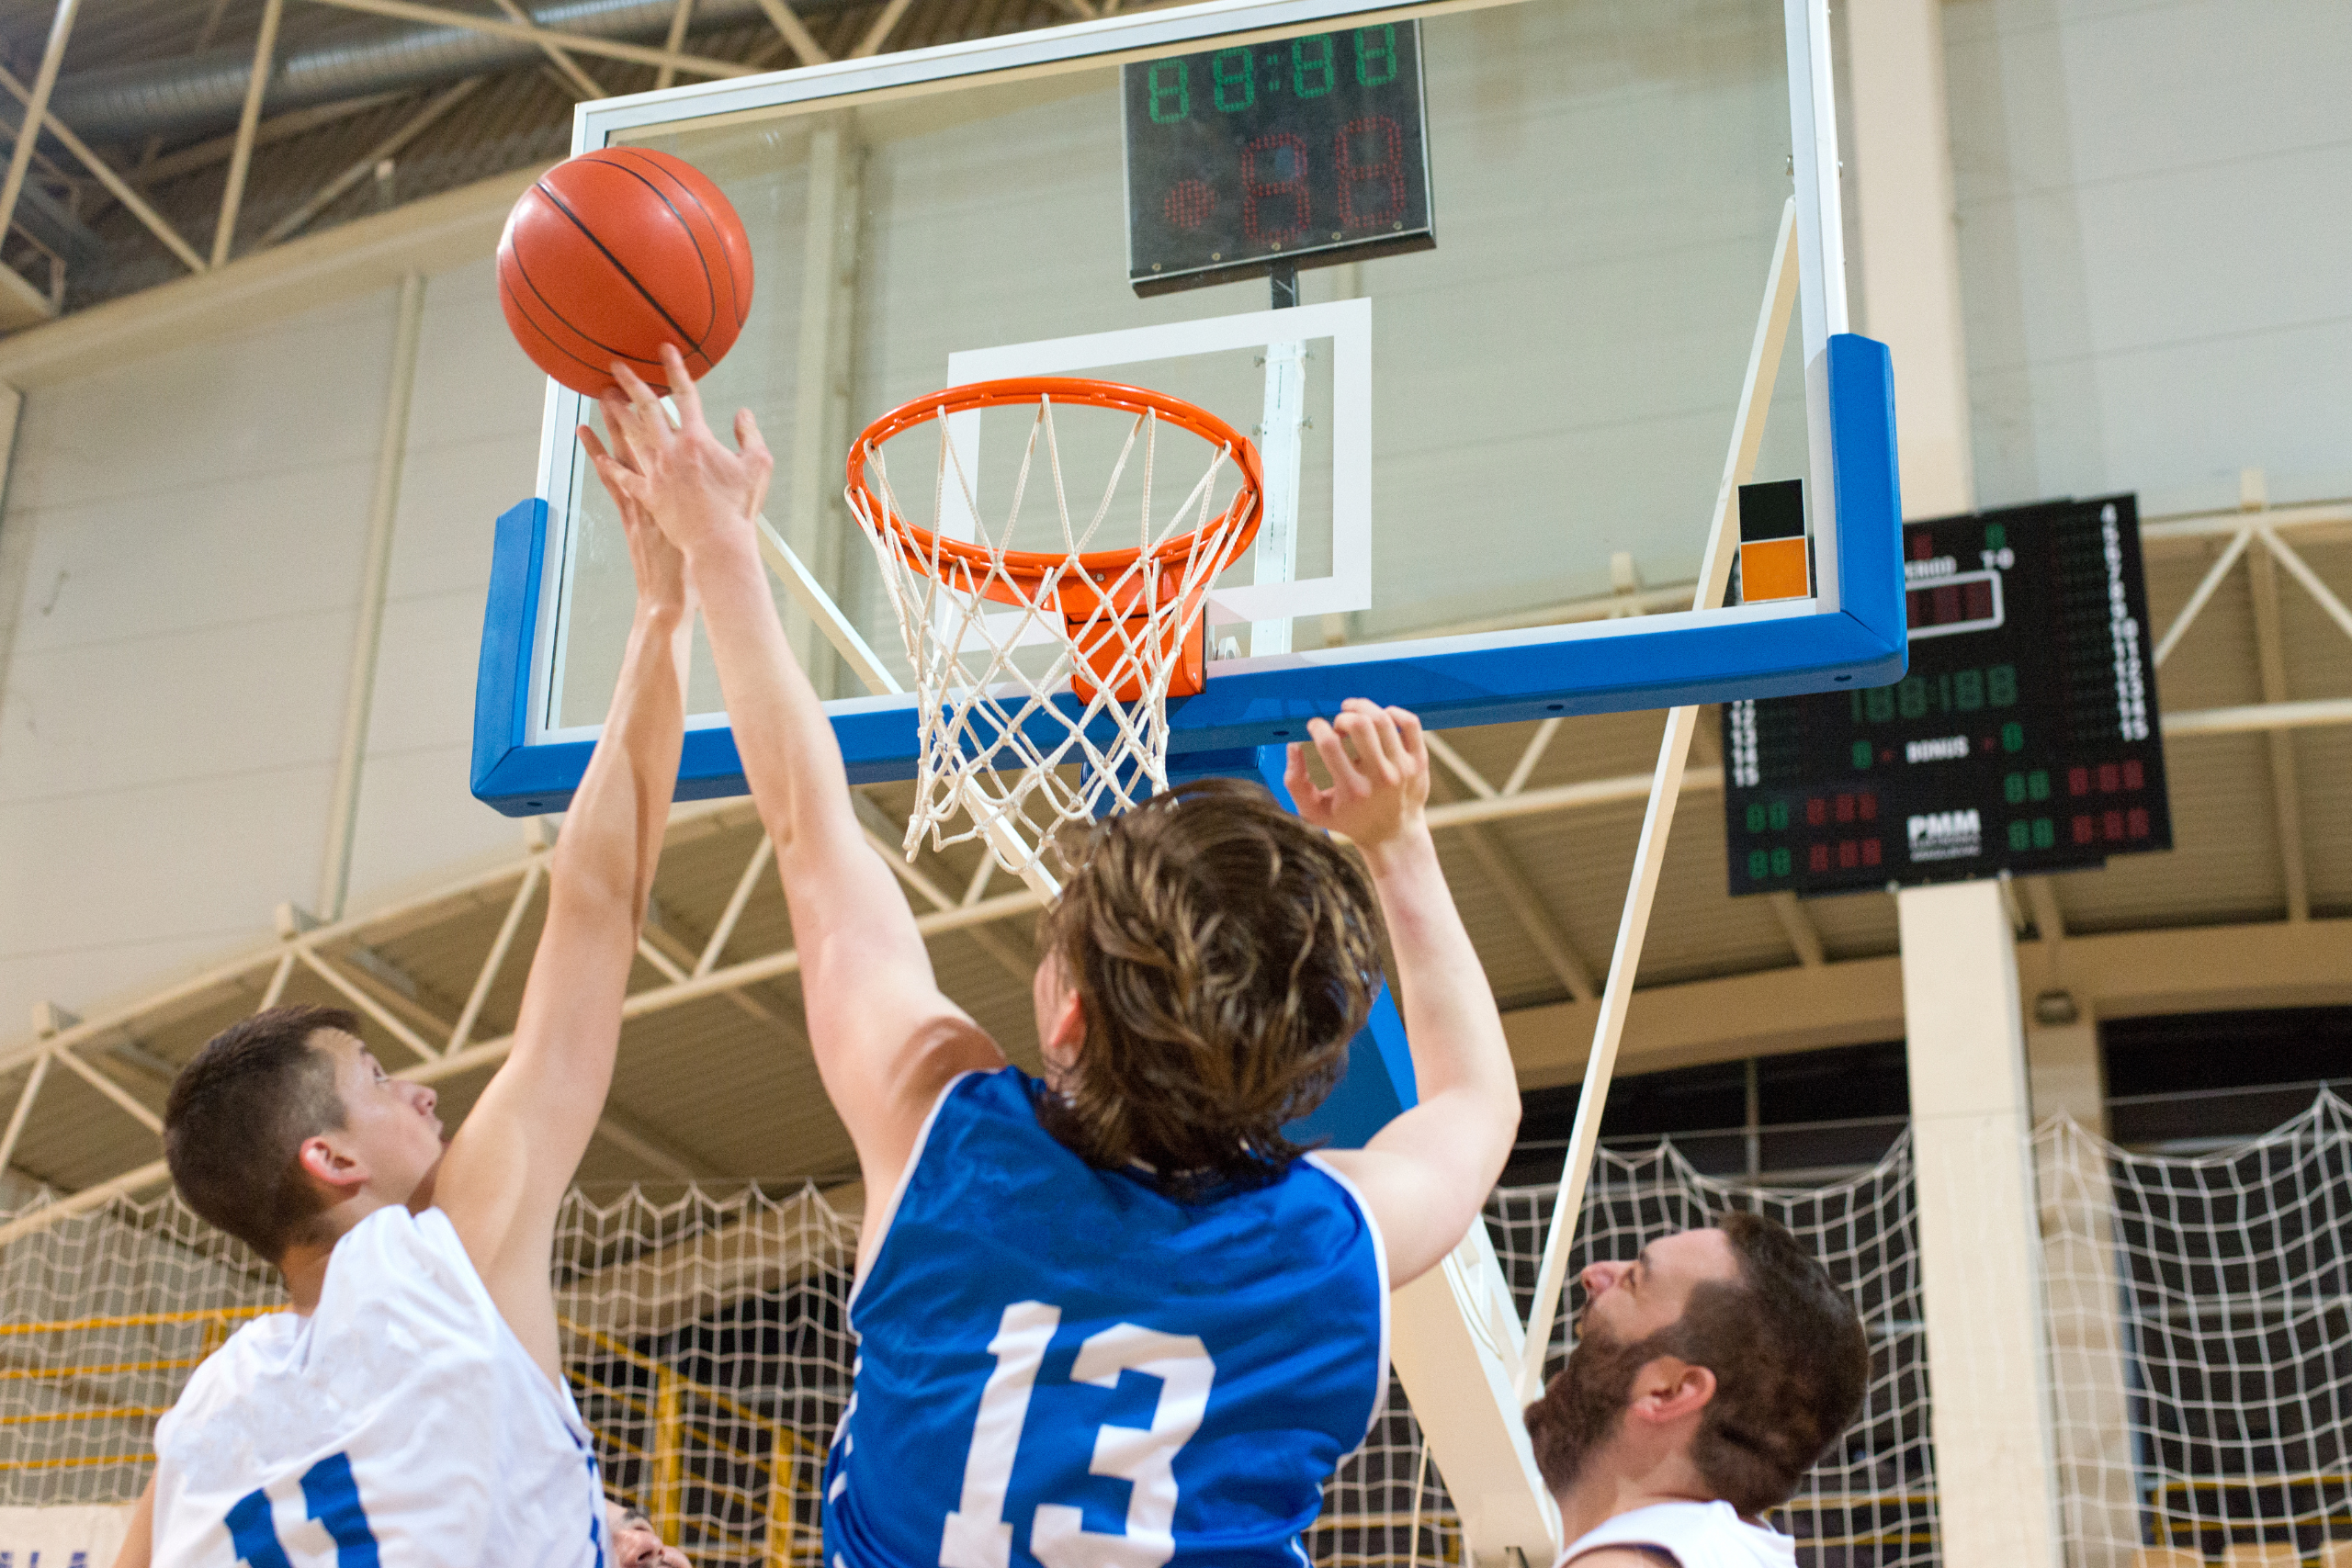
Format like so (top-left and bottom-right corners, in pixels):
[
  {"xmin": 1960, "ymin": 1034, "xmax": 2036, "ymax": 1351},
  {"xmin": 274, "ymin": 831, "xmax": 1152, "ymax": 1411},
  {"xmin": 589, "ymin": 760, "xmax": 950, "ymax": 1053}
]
[{"xmin": 845, "ymin": 378, "xmax": 1263, "ymax": 895}]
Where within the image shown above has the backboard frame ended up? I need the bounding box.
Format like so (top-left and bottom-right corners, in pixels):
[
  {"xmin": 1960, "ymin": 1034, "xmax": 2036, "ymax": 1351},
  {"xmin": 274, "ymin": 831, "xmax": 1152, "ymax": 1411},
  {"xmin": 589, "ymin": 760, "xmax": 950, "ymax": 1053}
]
[{"xmin": 471, "ymin": 0, "xmax": 1905, "ymax": 817}]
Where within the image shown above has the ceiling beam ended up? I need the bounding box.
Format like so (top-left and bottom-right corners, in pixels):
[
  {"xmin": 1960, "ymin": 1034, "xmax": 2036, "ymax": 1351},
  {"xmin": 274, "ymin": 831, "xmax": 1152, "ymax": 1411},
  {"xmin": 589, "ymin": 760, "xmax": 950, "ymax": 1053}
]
[
  {"xmin": 259, "ymin": 76, "xmax": 486, "ymax": 247},
  {"xmin": 0, "ymin": 62, "xmax": 206, "ymax": 272},
  {"xmin": 297, "ymin": 0, "xmax": 759, "ymax": 79},
  {"xmin": 0, "ymin": 0, "xmax": 84, "ymax": 253},
  {"xmin": 488, "ymin": 0, "xmax": 605, "ymax": 97},
  {"xmin": 212, "ymin": 0, "xmax": 285, "ymax": 267}
]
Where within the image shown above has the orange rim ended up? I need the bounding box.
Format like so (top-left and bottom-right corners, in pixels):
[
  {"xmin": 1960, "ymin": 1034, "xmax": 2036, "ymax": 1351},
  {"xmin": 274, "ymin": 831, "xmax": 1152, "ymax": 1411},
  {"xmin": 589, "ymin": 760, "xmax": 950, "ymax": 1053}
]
[{"xmin": 846, "ymin": 377, "xmax": 1265, "ymax": 606}]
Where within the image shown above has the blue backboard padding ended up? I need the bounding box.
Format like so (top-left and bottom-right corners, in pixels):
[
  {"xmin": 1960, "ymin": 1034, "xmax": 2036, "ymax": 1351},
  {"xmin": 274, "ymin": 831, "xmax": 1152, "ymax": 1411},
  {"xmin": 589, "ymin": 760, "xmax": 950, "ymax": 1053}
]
[
  {"xmin": 470, "ymin": 499, "xmax": 547, "ymax": 801},
  {"xmin": 1219, "ymin": 739, "xmax": 1420, "ymax": 1149},
  {"xmin": 471, "ymin": 333, "xmax": 1905, "ymax": 816},
  {"xmin": 1284, "ymin": 988, "xmax": 1417, "ymax": 1150}
]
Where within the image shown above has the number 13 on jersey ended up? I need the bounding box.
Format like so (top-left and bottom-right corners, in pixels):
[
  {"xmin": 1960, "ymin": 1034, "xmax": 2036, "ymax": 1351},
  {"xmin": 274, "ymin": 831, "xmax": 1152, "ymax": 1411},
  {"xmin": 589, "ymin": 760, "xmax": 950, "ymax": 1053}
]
[{"xmin": 938, "ymin": 1302, "xmax": 1216, "ymax": 1568}]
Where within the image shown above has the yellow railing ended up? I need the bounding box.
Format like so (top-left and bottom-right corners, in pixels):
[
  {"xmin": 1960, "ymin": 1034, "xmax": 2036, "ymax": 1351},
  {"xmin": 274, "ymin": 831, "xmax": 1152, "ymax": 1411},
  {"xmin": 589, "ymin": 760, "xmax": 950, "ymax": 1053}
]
[{"xmin": 562, "ymin": 1318, "xmax": 822, "ymax": 1568}]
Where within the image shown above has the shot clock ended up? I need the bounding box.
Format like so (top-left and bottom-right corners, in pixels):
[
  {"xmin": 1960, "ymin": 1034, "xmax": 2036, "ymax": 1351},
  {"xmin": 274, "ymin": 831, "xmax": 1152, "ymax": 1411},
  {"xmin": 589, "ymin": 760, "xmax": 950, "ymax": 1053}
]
[
  {"xmin": 1123, "ymin": 23, "xmax": 1435, "ymax": 295},
  {"xmin": 1723, "ymin": 495, "xmax": 2174, "ymax": 897}
]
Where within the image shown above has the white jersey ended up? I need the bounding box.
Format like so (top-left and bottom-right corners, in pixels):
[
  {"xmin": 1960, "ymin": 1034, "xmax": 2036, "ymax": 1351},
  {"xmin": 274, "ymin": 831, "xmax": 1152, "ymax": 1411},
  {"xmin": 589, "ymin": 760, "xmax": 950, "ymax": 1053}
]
[
  {"xmin": 153, "ymin": 1204, "xmax": 605, "ymax": 1568},
  {"xmin": 1556, "ymin": 1500, "xmax": 1797, "ymax": 1568}
]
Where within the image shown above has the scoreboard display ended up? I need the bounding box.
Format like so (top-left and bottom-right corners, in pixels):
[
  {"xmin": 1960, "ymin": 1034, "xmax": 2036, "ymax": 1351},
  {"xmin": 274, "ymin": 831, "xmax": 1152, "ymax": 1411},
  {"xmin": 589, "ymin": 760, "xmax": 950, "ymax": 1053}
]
[
  {"xmin": 1724, "ymin": 495, "xmax": 2173, "ymax": 897},
  {"xmin": 1122, "ymin": 23, "xmax": 1436, "ymax": 296}
]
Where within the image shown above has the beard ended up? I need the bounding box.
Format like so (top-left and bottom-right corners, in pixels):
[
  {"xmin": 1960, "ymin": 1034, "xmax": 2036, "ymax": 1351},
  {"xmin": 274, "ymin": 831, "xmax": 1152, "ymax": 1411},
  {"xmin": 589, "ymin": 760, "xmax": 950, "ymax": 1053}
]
[{"xmin": 1522, "ymin": 1314, "xmax": 1675, "ymax": 1495}]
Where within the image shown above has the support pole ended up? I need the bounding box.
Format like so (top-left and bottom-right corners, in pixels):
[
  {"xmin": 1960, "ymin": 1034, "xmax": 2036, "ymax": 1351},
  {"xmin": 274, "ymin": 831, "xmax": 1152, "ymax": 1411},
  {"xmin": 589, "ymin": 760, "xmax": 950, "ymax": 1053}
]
[
  {"xmin": 319, "ymin": 272, "xmax": 427, "ymax": 920},
  {"xmin": 1898, "ymin": 881, "xmax": 2063, "ymax": 1568},
  {"xmin": 1517, "ymin": 198, "xmax": 1799, "ymax": 1398}
]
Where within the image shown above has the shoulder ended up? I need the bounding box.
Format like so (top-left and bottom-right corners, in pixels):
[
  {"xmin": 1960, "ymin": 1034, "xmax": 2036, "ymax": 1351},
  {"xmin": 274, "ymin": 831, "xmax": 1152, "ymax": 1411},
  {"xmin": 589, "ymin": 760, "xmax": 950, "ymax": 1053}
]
[{"xmin": 1560, "ymin": 1501, "xmax": 1791, "ymax": 1568}]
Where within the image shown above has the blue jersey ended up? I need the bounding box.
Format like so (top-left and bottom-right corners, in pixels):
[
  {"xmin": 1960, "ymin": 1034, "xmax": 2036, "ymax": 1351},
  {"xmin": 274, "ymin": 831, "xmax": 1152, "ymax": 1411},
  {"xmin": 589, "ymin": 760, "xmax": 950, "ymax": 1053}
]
[{"xmin": 824, "ymin": 1066, "xmax": 1388, "ymax": 1568}]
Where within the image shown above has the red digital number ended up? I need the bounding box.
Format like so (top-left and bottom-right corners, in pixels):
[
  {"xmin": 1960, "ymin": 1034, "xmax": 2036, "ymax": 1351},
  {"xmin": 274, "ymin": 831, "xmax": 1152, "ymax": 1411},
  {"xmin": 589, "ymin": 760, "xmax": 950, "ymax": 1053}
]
[
  {"xmin": 1336, "ymin": 115, "xmax": 1405, "ymax": 228},
  {"xmin": 1242, "ymin": 134, "xmax": 1311, "ymax": 243}
]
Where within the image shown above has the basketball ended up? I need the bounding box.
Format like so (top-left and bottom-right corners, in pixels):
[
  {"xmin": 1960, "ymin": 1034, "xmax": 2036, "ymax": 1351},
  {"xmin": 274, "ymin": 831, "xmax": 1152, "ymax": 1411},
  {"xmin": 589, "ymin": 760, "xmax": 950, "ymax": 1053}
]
[{"xmin": 497, "ymin": 147, "xmax": 754, "ymax": 398}]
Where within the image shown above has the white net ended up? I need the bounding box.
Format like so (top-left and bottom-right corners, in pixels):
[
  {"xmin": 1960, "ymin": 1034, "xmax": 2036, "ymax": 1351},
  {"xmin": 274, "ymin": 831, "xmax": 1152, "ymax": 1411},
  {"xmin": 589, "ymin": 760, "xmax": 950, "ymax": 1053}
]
[
  {"xmin": 847, "ymin": 389, "xmax": 1258, "ymax": 889},
  {"xmin": 1492, "ymin": 1134, "xmax": 1939, "ymax": 1567},
  {"xmin": 2038, "ymin": 1088, "xmax": 2352, "ymax": 1568},
  {"xmin": 8, "ymin": 1100, "xmax": 2342, "ymax": 1566}
]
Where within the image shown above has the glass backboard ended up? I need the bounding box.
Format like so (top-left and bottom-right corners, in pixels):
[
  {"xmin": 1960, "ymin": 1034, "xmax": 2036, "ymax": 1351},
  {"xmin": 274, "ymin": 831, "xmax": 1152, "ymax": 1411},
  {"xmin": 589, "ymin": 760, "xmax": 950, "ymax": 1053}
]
[{"xmin": 472, "ymin": 0, "xmax": 1904, "ymax": 815}]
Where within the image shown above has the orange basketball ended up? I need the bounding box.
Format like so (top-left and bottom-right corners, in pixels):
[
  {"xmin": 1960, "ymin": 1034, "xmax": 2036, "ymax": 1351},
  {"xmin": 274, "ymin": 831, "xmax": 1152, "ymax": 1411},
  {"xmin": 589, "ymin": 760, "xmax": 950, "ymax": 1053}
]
[{"xmin": 497, "ymin": 147, "xmax": 754, "ymax": 399}]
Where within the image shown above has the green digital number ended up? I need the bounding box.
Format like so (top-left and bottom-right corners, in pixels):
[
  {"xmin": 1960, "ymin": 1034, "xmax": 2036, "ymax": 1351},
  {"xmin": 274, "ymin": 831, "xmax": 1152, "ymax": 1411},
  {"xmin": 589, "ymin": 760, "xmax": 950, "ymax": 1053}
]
[
  {"xmin": 1748, "ymin": 849, "xmax": 1771, "ymax": 881},
  {"xmin": 2002, "ymin": 721, "xmax": 2026, "ymax": 752},
  {"xmin": 2028, "ymin": 769, "xmax": 2050, "ymax": 801},
  {"xmin": 1898, "ymin": 676, "xmax": 1929, "ymax": 719},
  {"xmin": 1866, "ymin": 685, "xmax": 1894, "ymax": 723},
  {"xmin": 2007, "ymin": 818, "xmax": 2060, "ymax": 852},
  {"xmin": 1745, "ymin": 801, "xmax": 1792, "ymax": 833},
  {"xmin": 2005, "ymin": 772, "xmax": 2028, "ymax": 805},
  {"xmin": 1212, "ymin": 48, "xmax": 1254, "ymax": 111},
  {"xmin": 1146, "ymin": 60, "xmax": 1189, "ymax": 123},
  {"xmin": 1988, "ymin": 663, "xmax": 2018, "ymax": 706},
  {"xmin": 1293, "ymin": 35, "xmax": 1336, "ymax": 97},
  {"xmin": 1985, "ymin": 523, "xmax": 2007, "ymax": 549},
  {"xmin": 1771, "ymin": 847, "xmax": 1792, "ymax": 877},
  {"xmin": 1851, "ymin": 739, "xmax": 1872, "ymax": 770},
  {"xmin": 1954, "ymin": 668, "xmax": 1984, "ymax": 711},
  {"xmin": 1354, "ymin": 24, "xmax": 1397, "ymax": 85}
]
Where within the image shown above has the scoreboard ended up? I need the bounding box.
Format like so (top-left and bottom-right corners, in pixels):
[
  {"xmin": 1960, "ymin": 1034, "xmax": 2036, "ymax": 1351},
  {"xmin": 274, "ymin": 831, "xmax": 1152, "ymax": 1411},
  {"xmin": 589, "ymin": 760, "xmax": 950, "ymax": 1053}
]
[
  {"xmin": 1724, "ymin": 494, "xmax": 2173, "ymax": 897},
  {"xmin": 1122, "ymin": 23, "xmax": 1436, "ymax": 296}
]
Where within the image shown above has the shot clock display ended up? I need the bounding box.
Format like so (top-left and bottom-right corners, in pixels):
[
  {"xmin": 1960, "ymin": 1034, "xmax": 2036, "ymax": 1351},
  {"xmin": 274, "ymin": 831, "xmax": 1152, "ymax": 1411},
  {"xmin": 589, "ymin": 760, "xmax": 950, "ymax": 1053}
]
[
  {"xmin": 1723, "ymin": 494, "xmax": 2173, "ymax": 897},
  {"xmin": 1123, "ymin": 23, "xmax": 1435, "ymax": 296}
]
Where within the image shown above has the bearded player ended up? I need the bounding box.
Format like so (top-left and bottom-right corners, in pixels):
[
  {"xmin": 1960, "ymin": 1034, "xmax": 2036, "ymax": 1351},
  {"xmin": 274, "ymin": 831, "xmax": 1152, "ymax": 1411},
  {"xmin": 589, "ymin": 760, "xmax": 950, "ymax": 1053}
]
[
  {"xmin": 597, "ymin": 344, "xmax": 1521, "ymax": 1566},
  {"xmin": 1526, "ymin": 1215, "xmax": 1870, "ymax": 1568},
  {"xmin": 114, "ymin": 403, "xmax": 696, "ymax": 1568}
]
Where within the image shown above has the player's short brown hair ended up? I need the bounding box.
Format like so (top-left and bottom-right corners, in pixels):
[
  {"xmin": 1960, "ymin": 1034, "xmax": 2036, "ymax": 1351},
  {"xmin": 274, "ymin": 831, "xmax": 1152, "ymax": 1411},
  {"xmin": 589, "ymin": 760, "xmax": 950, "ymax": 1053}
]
[
  {"xmin": 164, "ymin": 1004, "xmax": 357, "ymax": 1262},
  {"xmin": 1036, "ymin": 777, "xmax": 1384, "ymax": 1199},
  {"xmin": 1525, "ymin": 1213, "xmax": 1870, "ymax": 1514}
]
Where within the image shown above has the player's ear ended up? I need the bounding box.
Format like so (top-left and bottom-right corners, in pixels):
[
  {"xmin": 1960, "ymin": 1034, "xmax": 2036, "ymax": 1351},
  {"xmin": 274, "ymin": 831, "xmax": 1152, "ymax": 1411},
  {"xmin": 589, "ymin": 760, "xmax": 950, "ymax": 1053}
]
[
  {"xmin": 1625, "ymin": 1356, "xmax": 1715, "ymax": 1427},
  {"xmin": 296, "ymin": 1134, "xmax": 368, "ymax": 1198},
  {"xmin": 1043, "ymin": 986, "xmax": 1086, "ymax": 1063}
]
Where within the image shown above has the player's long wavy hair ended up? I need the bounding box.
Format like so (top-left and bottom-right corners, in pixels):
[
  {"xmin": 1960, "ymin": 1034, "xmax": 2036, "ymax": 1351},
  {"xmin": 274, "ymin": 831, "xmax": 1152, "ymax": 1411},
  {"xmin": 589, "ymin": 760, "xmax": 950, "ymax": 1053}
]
[{"xmin": 1036, "ymin": 777, "xmax": 1385, "ymax": 1199}]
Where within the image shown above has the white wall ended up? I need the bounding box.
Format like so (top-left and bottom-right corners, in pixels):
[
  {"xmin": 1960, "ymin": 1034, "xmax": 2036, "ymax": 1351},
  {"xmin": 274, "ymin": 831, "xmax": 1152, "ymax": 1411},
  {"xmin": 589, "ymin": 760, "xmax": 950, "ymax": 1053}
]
[
  {"xmin": 0, "ymin": 256, "xmax": 543, "ymax": 1037},
  {"xmin": 1945, "ymin": 0, "xmax": 2352, "ymax": 514}
]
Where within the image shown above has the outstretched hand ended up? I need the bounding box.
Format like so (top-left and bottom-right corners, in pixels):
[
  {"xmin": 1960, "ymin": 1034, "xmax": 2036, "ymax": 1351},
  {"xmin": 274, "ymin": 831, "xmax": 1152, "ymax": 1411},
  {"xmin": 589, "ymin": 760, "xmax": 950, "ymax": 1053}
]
[
  {"xmin": 580, "ymin": 404, "xmax": 691, "ymax": 622},
  {"xmin": 1284, "ymin": 697, "xmax": 1431, "ymax": 866},
  {"xmin": 589, "ymin": 344, "xmax": 774, "ymax": 561}
]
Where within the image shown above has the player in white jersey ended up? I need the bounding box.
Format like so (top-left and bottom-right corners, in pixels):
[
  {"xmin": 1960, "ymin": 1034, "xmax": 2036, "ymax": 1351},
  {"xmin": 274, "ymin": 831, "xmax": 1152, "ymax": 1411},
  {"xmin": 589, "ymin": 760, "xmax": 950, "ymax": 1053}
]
[
  {"xmin": 112, "ymin": 399, "xmax": 702, "ymax": 1568},
  {"xmin": 1524, "ymin": 1214, "xmax": 1871, "ymax": 1568}
]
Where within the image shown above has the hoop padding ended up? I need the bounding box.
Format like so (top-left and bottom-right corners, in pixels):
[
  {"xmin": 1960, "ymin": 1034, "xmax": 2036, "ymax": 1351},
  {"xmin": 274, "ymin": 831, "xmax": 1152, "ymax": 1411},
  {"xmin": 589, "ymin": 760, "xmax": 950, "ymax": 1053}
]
[{"xmin": 845, "ymin": 378, "xmax": 1263, "ymax": 885}]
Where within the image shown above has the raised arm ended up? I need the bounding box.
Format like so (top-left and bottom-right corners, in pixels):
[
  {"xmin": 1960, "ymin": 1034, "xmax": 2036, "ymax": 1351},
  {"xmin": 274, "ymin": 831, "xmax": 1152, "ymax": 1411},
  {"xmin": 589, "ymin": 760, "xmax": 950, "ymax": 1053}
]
[
  {"xmin": 598, "ymin": 347, "xmax": 1003, "ymax": 1220},
  {"xmin": 1295, "ymin": 699, "xmax": 1521, "ymax": 1285},
  {"xmin": 433, "ymin": 405, "xmax": 693, "ymax": 1379}
]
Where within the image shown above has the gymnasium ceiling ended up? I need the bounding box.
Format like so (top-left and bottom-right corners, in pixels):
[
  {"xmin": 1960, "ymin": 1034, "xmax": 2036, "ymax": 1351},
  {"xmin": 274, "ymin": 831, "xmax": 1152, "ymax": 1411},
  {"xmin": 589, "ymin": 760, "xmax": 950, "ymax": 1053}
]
[
  {"xmin": 0, "ymin": 500, "xmax": 2346, "ymax": 1225},
  {"xmin": 0, "ymin": 0, "xmax": 1073, "ymax": 318}
]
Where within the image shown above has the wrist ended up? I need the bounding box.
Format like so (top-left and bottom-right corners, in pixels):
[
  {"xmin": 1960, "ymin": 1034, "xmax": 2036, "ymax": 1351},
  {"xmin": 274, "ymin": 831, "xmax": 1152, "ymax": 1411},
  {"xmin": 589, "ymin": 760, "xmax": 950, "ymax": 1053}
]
[
  {"xmin": 634, "ymin": 601, "xmax": 688, "ymax": 635},
  {"xmin": 1355, "ymin": 818, "xmax": 1437, "ymax": 881},
  {"xmin": 684, "ymin": 526, "xmax": 763, "ymax": 580}
]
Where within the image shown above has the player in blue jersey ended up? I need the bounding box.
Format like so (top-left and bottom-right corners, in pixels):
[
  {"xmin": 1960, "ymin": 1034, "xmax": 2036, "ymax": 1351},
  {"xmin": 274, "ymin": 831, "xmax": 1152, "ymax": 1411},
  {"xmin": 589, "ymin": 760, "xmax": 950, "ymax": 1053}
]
[{"xmin": 596, "ymin": 345, "xmax": 1521, "ymax": 1568}]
